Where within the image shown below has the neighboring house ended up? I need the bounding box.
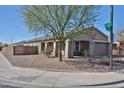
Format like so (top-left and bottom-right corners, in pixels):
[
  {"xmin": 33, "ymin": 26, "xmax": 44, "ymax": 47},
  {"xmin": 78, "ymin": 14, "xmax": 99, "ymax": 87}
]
[
  {"xmin": 113, "ymin": 41, "xmax": 124, "ymax": 55},
  {"xmin": 13, "ymin": 26, "xmax": 109, "ymax": 58}
]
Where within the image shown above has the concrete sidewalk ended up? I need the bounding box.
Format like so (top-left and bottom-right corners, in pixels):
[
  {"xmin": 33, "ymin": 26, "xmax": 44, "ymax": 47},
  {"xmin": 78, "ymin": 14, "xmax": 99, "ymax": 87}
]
[{"xmin": 0, "ymin": 52, "xmax": 124, "ymax": 88}]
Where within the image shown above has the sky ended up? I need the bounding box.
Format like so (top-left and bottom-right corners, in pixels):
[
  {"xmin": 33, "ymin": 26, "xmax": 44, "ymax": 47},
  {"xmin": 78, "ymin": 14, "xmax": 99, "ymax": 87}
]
[{"xmin": 0, "ymin": 5, "xmax": 124, "ymax": 44}]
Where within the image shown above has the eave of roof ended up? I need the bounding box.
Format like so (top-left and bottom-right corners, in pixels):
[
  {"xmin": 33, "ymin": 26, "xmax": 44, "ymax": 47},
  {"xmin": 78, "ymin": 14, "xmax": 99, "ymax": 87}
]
[
  {"xmin": 13, "ymin": 26, "xmax": 108, "ymax": 45},
  {"xmin": 91, "ymin": 26, "xmax": 108, "ymax": 39},
  {"xmin": 12, "ymin": 40, "xmax": 26, "ymax": 45},
  {"xmin": 24, "ymin": 37, "xmax": 53, "ymax": 43}
]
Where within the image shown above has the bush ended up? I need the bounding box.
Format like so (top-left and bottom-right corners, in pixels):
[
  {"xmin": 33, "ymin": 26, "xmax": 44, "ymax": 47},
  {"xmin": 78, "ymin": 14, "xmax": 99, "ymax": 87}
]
[
  {"xmin": 100, "ymin": 56, "xmax": 110, "ymax": 65},
  {"xmin": 0, "ymin": 47, "xmax": 2, "ymax": 51},
  {"xmin": 45, "ymin": 47, "xmax": 53, "ymax": 57}
]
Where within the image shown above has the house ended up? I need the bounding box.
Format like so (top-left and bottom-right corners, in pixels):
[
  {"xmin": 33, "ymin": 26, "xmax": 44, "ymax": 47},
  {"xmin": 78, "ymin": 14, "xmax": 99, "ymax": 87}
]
[
  {"xmin": 13, "ymin": 26, "xmax": 109, "ymax": 58},
  {"xmin": 113, "ymin": 41, "xmax": 124, "ymax": 55}
]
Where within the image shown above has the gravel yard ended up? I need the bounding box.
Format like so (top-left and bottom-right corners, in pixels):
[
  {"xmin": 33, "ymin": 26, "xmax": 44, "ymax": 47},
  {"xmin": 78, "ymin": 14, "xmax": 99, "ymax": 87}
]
[{"xmin": 3, "ymin": 53, "xmax": 124, "ymax": 72}]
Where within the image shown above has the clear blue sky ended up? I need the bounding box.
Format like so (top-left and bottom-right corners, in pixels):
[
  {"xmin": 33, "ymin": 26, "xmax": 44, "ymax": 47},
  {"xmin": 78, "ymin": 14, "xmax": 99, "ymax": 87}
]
[{"xmin": 0, "ymin": 5, "xmax": 124, "ymax": 44}]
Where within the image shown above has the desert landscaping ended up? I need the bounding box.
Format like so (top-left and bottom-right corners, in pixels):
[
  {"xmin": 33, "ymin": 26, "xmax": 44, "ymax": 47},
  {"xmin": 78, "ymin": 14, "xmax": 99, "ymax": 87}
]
[{"xmin": 2, "ymin": 51, "xmax": 124, "ymax": 73}]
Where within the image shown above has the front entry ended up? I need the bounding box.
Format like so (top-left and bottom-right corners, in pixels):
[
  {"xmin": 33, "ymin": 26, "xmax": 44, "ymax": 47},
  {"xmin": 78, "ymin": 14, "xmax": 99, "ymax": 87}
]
[{"xmin": 74, "ymin": 41, "xmax": 89, "ymax": 56}]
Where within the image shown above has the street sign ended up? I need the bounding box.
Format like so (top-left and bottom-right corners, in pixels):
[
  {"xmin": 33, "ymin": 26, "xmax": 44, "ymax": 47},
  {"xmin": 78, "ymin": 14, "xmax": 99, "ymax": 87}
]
[{"xmin": 105, "ymin": 23, "xmax": 112, "ymax": 31}]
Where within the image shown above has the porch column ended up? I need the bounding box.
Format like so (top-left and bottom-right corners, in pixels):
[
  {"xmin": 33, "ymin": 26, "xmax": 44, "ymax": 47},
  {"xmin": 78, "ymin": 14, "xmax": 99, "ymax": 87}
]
[
  {"xmin": 38, "ymin": 42, "xmax": 41, "ymax": 54},
  {"xmin": 89, "ymin": 40, "xmax": 94, "ymax": 57},
  {"xmin": 52, "ymin": 41, "xmax": 58, "ymax": 56},
  {"xmin": 65, "ymin": 39, "xmax": 74, "ymax": 58},
  {"xmin": 44, "ymin": 42, "xmax": 48, "ymax": 54}
]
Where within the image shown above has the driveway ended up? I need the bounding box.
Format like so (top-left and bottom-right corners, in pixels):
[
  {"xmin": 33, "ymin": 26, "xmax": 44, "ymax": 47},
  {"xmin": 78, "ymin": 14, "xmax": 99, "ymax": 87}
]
[{"xmin": 0, "ymin": 52, "xmax": 124, "ymax": 88}]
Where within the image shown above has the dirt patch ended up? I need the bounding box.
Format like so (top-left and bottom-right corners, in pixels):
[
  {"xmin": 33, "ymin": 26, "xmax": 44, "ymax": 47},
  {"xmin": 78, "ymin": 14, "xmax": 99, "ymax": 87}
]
[
  {"xmin": 4, "ymin": 54, "xmax": 38, "ymax": 68},
  {"xmin": 3, "ymin": 54, "xmax": 124, "ymax": 72}
]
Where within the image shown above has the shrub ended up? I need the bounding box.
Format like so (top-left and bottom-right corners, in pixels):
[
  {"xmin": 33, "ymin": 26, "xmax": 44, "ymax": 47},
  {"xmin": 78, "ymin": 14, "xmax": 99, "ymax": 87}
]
[
  {"xmin": 45, "ymin": 47, "xmax": 53, "ymax": 57},
  {"xmin": 100, "ymin": 56, "xmax": 110, "ymax": 65}
]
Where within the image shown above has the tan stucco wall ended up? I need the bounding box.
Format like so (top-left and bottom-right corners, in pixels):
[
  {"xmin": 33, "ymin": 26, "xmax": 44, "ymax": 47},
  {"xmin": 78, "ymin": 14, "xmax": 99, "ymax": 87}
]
[
  {"xmin": 2, "ymin": 45, "xmax": 13, "ymax": 56},
  {"xmin": 72, "ymin": 34, "xmax": 91, "ymax": 41},
  {"xmin": 65, "ymin": 39, "xmax": 74, "ymax": 58},
  {"xmin": 89, "ymin": 29, "xmax": 108, "ymax": 41},
  {"xmin": 72, "ymin": 29, "xmax": 108, "ymax": 41}
]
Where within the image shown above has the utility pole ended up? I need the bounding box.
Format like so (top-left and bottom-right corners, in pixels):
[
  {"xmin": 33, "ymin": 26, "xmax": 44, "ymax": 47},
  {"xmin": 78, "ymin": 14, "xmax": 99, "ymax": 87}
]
[
  {"xmin": 11, "ymin": 37, "xmax": 13, "ymax": 44},
  {"xmin": 110, "ymin": 5, "xmax": 114, "ymax": 69}
]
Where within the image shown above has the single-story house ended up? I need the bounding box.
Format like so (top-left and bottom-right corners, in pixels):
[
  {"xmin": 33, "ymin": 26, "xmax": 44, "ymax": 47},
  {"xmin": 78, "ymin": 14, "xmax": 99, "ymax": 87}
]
[{"xmin": 13, "ymin": 26, "xmax": 109, "ymax": 58}]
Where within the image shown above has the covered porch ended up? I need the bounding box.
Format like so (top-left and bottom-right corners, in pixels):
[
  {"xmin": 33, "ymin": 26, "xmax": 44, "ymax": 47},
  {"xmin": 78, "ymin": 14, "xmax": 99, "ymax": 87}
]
[
  {"xmin": 41, "ymin": 41, "xmax": 65, "ymax": 56},
  {"xmin": 73, "ymin": 41, "xmax": 90, "ymax": 56},
  {"xmin": 65, "ymin": 39, "xmax": 109, "ymax": 58},
  {"xmin": 65, "ymin": 39, "xmax": 92, "ymax": 58}
]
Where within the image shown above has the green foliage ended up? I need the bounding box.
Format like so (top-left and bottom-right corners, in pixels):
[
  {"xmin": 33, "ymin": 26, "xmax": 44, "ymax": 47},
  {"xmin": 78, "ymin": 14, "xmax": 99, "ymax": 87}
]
[
  {"xmin": 21, "ymin": 5, "xmax": 100, "ymax": 41},
  {"xmin": 21, "ymin": 5, "xmax": 100, "ymax": 61},
  {"xmin": 0, "ymin": 42, "xmax": 8, "ymax": 47},
  {"xmin": 0, "ymin": 42, "xmax": 8, "ymax": 51}
]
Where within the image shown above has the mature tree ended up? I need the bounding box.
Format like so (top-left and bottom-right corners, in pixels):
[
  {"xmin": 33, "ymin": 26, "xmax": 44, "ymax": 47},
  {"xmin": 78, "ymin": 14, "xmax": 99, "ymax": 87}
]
[
  {"xmin": 21, "ymin": 5, "xmax": 100, "ymax": 61},
  {"xmin": 0, "ymin": 42, "xmax": 8, "ymax": 51}
]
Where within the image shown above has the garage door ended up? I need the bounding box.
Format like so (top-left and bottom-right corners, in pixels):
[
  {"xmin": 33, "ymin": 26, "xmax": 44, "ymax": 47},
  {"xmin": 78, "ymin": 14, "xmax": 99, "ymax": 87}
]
[{"xmin": 94, "ymin": 42, "xmax": 109, "ymax": 56}]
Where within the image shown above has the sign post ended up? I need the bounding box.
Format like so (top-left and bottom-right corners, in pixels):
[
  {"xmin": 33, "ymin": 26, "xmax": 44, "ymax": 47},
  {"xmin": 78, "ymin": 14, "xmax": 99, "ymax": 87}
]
[
  {"xmin": 110, "ymin": 5, "xmax": 114, "ymax": 69},
  {"xmin": 105, "ymin": 5, "xmax": 113, "ymax": 69}
]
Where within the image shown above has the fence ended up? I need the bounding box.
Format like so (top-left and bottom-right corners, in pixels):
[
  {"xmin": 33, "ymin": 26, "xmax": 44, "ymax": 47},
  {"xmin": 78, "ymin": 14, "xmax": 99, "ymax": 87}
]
[{"xmin": 13, "ymin": 46, "xmax": 38, "ymax": 55}]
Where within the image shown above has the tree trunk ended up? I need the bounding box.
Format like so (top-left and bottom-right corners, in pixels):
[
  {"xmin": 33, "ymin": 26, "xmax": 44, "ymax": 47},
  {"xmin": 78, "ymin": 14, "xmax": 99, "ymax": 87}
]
[{"xmin": 58, "ymin": 42, "xmax": 62, "ymax": 62}]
